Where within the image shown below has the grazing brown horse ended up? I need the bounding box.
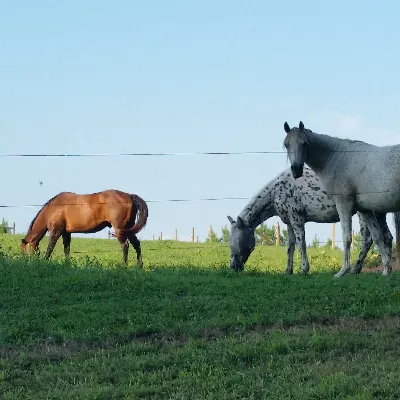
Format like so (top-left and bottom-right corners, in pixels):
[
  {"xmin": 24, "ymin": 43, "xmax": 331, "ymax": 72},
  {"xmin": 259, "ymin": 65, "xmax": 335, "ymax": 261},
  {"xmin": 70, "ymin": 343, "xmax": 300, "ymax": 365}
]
[{"xmin": 21, "ymin": 190, "xmax": 148, "ymax": 266}]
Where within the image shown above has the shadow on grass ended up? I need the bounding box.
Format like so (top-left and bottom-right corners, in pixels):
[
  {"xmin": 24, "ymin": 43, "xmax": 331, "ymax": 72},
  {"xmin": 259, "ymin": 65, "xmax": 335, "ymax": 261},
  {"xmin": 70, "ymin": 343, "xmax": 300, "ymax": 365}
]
[{"xmin": 1, "ymin": 253, "xmax": 400, "ymax": 348}]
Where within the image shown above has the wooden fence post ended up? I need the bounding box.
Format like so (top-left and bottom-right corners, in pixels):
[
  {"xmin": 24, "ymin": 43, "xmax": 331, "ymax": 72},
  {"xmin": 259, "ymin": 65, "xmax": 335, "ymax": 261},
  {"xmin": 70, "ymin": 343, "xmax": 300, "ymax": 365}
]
[
  {"xmin": 275, "ymin": 222, "xmax": 280, "ymax": 246},
  {"xmin": 192, "ymin": 227, "xmax": 195, "ymax": 243},
  {"xmin": 331, "ymin": 223, "xmax": 335, "ymax": 249},
  {"xmin": 160, "ymin": 232, "xmax": 163, "ymax": 241},
  {"xmin": 175, "ymin": 228, "xmax": 178, "ymax": 241},
  {"xmin": 107, "ymin": 230, "xmax": 110, "ymax": 239},
  {"xmin": 209, "ymin": 225, "xmax": 213, "ymax": 242},
  {"xmin": 12, "ymin": 222, "xmax": 15, "ymax": 235}
]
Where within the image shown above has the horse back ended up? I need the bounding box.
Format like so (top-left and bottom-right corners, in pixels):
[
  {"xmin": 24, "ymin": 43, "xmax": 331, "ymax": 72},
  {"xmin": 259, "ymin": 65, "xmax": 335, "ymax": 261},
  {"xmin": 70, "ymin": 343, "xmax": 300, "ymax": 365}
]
[{"xmin": 50, "ymin": 190, "xmax": 134, "ymax": 231}]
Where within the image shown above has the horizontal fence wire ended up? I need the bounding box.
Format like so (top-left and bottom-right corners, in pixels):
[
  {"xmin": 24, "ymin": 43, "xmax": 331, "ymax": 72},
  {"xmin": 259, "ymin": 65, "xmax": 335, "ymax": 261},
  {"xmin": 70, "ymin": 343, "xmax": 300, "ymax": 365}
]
[
  {"xmin": 0, "ymin": 148, "xmax": 400, "ymax": 158},
  {"xmin": 0, "ymin": 147, "xmax": 392, "ymax": 255},
  {"xmin": 65, "ymin": 240, "xmax": 356, "ymax": 255},
  {"xmin": 2, "ymin": 189, "xmax": 400, "ymax": 209},
  {"xmin": 10, "ymin": 242, "xmax": 352, "ymax": 255},
  {"xmin": 0, "ymin": 151, "xmax": 282, "ymax": 157},
  {"xmin": 0, "ymin": 190, "xmax": 400, "ymax": 208}
]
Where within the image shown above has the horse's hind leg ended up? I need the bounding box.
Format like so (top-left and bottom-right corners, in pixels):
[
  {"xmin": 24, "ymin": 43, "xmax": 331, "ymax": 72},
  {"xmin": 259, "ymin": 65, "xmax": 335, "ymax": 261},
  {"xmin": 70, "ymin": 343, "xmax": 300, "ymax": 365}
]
[
  {"xmin": 351, "ymin": 212, "xmax": 373, "ymax": 274},
  {"xmin": 115, "ymin": 231, "xmax": 129, "ymax": 264},
  {"xmin": 285, "ymin": 224, "xmax": 296, "ymax": 274},
  {"xmin": 290, "ymin": 221, "xmax": 310, "ymax": 274},
  {"xmin": 62, "ymin": 232, "xmax": 71, "ymax": 260},
  {"xmin": 359, "ymin": 211, "xmax": 392, "ymax": 276},
  {"xmin": 128, "ymin": 234, "xmax": 143, "ymax": 267},
  {"xmin": 44, "ymin": 230, "xmax": 62, "ymax": 260},
  {"xmin": 375, "ymin": 212, "xmax": 393, "ymax": 274},
  {"xmin": 375, "ymin": 212, "xmax": 393, "ymax": 250}
]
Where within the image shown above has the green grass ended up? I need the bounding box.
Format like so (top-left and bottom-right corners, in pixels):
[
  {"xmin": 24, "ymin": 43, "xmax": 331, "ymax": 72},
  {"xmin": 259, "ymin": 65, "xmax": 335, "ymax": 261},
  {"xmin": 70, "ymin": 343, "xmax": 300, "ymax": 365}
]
[{"xmin": 0, "ymin": 234, "xmax": 398, "ymax": 399}]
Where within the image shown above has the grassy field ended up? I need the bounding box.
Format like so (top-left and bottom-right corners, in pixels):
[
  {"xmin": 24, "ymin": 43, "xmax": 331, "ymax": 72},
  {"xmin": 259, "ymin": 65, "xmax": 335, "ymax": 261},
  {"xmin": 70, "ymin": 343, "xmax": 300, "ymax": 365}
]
[{"xmin": 1, "ymin": 234, "xmax": 399, "ymax": 399}]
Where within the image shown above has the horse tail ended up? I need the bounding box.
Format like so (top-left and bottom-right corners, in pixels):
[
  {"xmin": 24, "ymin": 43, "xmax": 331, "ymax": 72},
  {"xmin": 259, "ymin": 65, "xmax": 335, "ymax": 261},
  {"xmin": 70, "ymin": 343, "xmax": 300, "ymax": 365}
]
[
  {"xmin": 394, "ymin": 212, "xmax": 400, "ymax": 266},
  {"xmin": 121, "ymin": 194, "xmax": 148, "ymax": 235}
]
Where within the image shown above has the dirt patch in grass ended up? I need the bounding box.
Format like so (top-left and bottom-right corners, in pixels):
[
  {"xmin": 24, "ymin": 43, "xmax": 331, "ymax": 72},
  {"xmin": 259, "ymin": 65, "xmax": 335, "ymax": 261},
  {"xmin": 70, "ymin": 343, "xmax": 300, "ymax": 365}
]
[
  {"xmin": 1, "ymin": 315, "xmax": 400, "ymax": 360},
  {"xmin": 362, "ymin": 260, "xmax": 400, "ymax": 273}
]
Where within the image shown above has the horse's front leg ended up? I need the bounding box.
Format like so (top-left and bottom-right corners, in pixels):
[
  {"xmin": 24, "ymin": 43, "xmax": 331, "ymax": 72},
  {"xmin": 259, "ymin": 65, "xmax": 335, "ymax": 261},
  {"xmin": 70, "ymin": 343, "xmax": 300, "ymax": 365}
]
[
  {"xmin": 351, "ymin": 212, "xmax": 373, "ymax": 274},
  {"xmin": 334, "ymin": 200, "xmax": 354, "ymax": 278},
  {"xmin": 285, "ymin": 224, "xmax": 296, "ymax": 274},
  {"xmin": 44, "ymin": 230, "xmax": 62, "ymax": 260}
]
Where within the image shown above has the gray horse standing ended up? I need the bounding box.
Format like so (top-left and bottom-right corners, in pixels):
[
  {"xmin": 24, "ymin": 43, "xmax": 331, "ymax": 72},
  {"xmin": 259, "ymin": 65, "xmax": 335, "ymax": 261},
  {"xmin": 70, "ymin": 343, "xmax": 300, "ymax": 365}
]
[
  {"xmin": 228, "ymin": 167, "xmax": 382, "ymax": 274},
  {"xmin": 283, "ymin": 121, "xmax": 400, "ymax": 277}
]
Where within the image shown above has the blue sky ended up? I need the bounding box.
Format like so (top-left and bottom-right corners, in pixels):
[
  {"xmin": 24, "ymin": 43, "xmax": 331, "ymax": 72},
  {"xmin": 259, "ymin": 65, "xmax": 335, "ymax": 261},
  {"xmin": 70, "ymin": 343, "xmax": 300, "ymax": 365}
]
[{"xmin": 1, "ymin": 0, "xmax": 400, "ymax": 246}]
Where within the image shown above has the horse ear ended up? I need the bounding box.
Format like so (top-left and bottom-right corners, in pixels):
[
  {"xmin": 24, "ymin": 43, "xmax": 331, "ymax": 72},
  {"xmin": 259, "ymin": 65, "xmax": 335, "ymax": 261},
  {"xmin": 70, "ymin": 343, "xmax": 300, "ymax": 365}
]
[
  {"xmin": 227, "ymin": 215, "xmax": 235, "ymax": 224},
  {"xmin": 236, "ymin": 216, "xmax": 246, "ymax": 228},
  {"xmin": 284, "ymin": 122, "xmax": 291, "ymax": 133},
  {"xmin": 299, "ymin": 121, "xmax": 305, "ymax": 131}
]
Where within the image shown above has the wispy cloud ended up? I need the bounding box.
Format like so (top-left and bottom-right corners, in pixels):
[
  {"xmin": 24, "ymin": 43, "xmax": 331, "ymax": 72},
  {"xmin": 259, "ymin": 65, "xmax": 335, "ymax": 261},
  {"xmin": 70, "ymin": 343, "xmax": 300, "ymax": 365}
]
[{"xmin": 309, "ymin": 111, "xmax": 400, "ymax": 146}]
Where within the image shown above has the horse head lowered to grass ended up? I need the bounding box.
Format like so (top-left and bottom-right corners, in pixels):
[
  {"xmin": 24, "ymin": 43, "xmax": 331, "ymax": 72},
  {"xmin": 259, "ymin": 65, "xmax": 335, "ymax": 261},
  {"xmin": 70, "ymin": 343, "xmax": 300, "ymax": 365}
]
[
  {"xmin": 283, "ymin": 121, "xmax": 400, "ymax": 277},
  {"xmin": 227, "ymin": 167, "xmax": 395, "ymax": 274},
  {"xmin": 21, "ymin": 189, "xmax": 148, "ymax": 267}
]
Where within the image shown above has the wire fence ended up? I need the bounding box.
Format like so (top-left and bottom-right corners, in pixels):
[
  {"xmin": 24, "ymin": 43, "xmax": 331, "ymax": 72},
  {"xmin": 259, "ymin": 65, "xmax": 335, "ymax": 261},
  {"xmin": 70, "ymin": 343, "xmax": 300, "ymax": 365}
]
[
  {"xmin": 0, "ymin": 240, "xmax": 354, "ymax": 255},
  {"xmin": 0, "ymin": 147, "xmax": 396, "ymax": 254},
  {"xmin": 0, "ymin": 148, "xmax": 400, "ymax": 158},
  {"xmin": 1, "ymin": 188, "xmax": 400, "ymax": 209},
  {"xmin": 66, "ymin": 241, "xmax": 353, "ymax": 254}
]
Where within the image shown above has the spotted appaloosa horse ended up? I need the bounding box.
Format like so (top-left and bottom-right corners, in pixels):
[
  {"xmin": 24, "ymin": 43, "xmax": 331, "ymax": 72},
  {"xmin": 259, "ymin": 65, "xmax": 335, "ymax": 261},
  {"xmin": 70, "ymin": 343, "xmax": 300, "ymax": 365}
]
[
  {"xmin": 283, "ymin": 121, "xmax": 400, "ymax": 277},
  {"xmin": 228, "ymin": 167, "xmax": 393, "ymax": 274},
  {"xmin": 21, "ymin": 190, "xmax": 148, "ymax": 266}
]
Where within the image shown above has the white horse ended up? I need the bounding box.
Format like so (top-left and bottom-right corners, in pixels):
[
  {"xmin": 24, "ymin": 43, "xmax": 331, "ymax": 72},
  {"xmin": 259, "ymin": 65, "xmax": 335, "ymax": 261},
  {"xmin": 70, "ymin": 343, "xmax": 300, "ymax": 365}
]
[
  {"xmin": 283, "ymin": 121, "xmax": 400, "ymax": 277},
  {"xmin": 227, "ymin": 167, "xmax": 388, "ymax": 274}
]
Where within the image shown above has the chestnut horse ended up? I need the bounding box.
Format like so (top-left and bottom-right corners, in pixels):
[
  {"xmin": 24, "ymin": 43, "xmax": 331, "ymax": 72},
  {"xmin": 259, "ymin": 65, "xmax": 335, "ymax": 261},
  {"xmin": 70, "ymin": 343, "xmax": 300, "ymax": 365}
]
[{"xmin": 21, "ymin": 190, "xmax": 148, "ymax": 266}]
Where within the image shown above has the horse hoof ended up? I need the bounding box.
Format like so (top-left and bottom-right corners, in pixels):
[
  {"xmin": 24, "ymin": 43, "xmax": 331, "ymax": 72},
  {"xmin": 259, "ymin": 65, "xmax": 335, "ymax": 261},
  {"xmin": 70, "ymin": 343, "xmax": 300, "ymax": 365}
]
[
  {"xmin": 300, "ymin": 269, "xmax": 309, "ymax": 275},
  {"xmin": 285, "ymin": 270, "xmax": 293, "ymax": 275},
  {"xmin": 334, "ymin": 268, "xmax": 350, "ymax": 278}
]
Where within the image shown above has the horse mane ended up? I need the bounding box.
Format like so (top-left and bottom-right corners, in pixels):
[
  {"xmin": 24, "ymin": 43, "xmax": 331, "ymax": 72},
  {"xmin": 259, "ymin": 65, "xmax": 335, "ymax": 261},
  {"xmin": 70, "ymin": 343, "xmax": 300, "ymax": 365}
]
[
  {"xmin": 22, "ymin": 194, "xmax": 60, "ymax": 242},
  {"xmin": 345, "ymin": 138, "xmax": 368, "ymax": 145}
]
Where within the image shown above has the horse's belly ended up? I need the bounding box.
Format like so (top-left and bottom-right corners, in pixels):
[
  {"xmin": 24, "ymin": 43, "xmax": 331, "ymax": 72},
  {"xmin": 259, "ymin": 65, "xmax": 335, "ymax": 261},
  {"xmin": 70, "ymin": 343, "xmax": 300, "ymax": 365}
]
[
  {"xmin": 357, "ymin": 193, "xmax": 400, "ymax": 213},
  {"xmin": 306, "ymin": 207, "xmax": 340, "ymax": 223},
  {"xmin": 65, "ymin": 211, "xmax": 107, "ymax": 233},
  {"xmin": 302, "ymin": 193, "xmax": 339, "ymax": 223}
]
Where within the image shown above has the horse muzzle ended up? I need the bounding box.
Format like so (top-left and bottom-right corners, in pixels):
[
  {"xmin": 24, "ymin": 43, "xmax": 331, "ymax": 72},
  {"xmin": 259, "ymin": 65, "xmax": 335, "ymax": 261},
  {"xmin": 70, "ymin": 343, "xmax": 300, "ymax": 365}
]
[
  {"xmin": 230, "ymin": 257, "xmax": 244, "ymax": 272},
  {"xmin": 291, "ymin": 164, "xmax": 304, "ymax": 179}
]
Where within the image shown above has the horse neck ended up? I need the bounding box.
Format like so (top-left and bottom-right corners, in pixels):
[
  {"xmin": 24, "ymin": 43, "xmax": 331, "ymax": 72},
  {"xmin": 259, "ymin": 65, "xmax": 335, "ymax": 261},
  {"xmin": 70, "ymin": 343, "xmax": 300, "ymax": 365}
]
[
  {"xmin": 24, "ymin": 212, "xmax": 48, "ymax": 245},
  {"xmin": 304, "ymin": 130, "xmax": 346, "ymax": 174},
  {"xmin": 239, "ymin": 177, "xmax": 279, "ymax": 230}
]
